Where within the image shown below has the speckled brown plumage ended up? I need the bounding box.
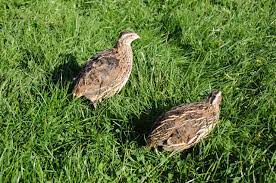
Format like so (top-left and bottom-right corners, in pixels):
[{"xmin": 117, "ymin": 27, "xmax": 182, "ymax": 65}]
[
  {"xmin": 73, "ymin": 32, "xmax": 140, "ymax": 107},
  {"xmin": 147, "ymin": 91, "xmax": 222, "ymax": 152}
]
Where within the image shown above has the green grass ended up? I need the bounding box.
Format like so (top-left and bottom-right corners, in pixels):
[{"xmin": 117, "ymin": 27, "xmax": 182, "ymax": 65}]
[{"xmin": 0, "ymin": 0, "xmax": 275, "ymax": 182}]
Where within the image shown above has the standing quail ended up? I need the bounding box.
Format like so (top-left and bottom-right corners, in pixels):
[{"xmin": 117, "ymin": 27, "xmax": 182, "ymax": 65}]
[
  {"xmin": 147, "ymin": 90, "xmax": 222, "ymax": 152},
  {"xmin": 73, "ymin": 32, "xmax": 140, "ymax": 107}
]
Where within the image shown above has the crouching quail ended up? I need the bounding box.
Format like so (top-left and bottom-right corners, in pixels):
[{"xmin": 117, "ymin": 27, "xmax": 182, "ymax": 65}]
[{"xmin": 147, "ymin": 90, "xmax": 222, "ymax": 152}]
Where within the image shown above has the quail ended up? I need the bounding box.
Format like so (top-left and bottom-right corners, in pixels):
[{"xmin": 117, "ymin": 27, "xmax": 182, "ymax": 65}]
[
  {"xmin": 73, "ymin": 32, "xmax": 140, "ymax": 107},
  {"xmin": 147, "ymin": 90, "xmax": 222, "ymax": 152}
]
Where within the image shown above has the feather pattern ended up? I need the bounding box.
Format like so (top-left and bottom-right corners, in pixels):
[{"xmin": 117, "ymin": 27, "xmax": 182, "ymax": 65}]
[{"xmin": 147, "ymin": 91, "xmax": 222, "ymax": 152}]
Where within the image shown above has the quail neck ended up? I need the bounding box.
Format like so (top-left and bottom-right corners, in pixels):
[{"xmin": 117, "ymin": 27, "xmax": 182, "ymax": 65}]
[
  {"xmin": 207, "ymin": 90, "xmax": 222, "ymax": 112},
  {"xmin": 114, "ymin": 32, "xmax": 139, "ymax": 64},
  {"xmin": 115, "ymin": 40, "xmax": 133, "ymax": 62}
]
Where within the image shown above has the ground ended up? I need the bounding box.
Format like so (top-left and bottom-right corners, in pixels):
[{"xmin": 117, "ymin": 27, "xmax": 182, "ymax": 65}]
[{"xmin": 0, "ymin": 0, "xmax": 275, "ymax": 182}]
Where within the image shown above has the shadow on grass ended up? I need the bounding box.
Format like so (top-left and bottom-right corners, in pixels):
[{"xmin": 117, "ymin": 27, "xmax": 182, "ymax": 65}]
[
  {"xmin": 51, "ymin": 53, "xmax": 82, "ymax": 93},
  {"xmin": 112, "ymin": 99, "xmax": 179, "ymax": 147},
  {"xmin": 128, "ymin": 107, "xmax": 164, "ymax": 146}
]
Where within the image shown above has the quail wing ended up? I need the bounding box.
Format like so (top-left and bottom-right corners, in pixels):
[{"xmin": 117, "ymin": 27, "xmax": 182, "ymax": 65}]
[{"xmin": 73, "ymin": 49, "xmax": 121, "ymax": 100}]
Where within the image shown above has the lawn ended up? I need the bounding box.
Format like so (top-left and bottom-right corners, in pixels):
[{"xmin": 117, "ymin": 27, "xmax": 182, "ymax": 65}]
[{"xmin": 0, "ymin": 0, "xmax": 275, "ymax": 182}]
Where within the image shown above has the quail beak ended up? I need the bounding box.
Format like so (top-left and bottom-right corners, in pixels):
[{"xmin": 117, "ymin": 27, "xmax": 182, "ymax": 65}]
[{"xmin": 134, "ymin": 34, "xmax": 140, "ymax": 40}]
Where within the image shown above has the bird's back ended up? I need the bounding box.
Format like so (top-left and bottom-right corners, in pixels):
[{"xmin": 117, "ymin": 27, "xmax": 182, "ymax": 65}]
[{"xmin": 73, "ymin": 49, "xmax": 118, "ymax": 96}]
